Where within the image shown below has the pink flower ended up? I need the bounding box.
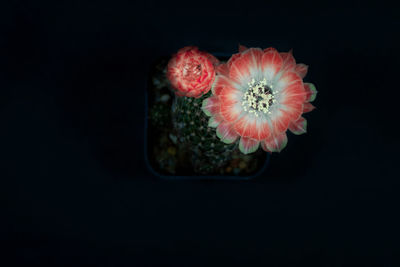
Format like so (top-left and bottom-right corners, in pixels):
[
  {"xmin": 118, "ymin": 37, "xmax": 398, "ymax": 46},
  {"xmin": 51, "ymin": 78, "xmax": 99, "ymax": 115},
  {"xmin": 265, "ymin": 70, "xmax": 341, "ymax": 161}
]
[
  {"xmin": 167, "ymin": 46, "xmax": 219, "ymax": 98},
  {"xmin": 202, "ymin": 45, "xmax": 317, "ymax": 154}
]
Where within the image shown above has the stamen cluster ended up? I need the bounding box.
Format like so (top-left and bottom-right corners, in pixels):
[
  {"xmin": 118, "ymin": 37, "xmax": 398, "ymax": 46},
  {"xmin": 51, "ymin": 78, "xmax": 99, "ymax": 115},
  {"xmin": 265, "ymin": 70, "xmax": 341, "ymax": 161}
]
[{"xmin": 241, "ymin": 78, "xmax": 277, "ymax": 117}]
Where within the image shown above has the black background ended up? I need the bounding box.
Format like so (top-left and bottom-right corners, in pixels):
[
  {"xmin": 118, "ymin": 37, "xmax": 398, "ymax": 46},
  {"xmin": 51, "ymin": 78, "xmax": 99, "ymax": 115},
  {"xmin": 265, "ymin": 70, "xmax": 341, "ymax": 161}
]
[{"xmin": 1, "ymin": 0, "xmax": 399, "ymax": 266}]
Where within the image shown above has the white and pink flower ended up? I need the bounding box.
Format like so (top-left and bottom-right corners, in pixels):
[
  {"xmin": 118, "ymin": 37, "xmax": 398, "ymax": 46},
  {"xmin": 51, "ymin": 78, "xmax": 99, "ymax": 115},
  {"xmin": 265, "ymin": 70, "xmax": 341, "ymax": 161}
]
[{"xmin": 202, "ymin": 45, "xmax": 317, "ymax": 154}]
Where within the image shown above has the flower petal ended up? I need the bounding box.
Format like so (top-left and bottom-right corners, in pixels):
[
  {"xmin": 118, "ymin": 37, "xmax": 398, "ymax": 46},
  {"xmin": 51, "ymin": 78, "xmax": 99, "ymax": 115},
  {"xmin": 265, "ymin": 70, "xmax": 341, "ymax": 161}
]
[
  {"xmin": 208, "ymin": 114, "xmax": 223, "ymax": 128},
  {"xmin": 229, "ymin": 48, "xmax": 263, "ymax": 85},
  {"xmin": 244, "ymin": 48, "xmax": 263, "ymax": 68},
  {"xmin": 263, "ymin": 132, "xmax": 288, "ymax": 152},
  {"xmin": 211, "ymin": 75, "xmax": 238, "ymax": 96},
  {"xmin": 215, "ymin": 63, "xmax": 229, "ymax": 76},
  {"xmin": 279, "ymin": 78, "xmax": 306, "ymax": 118},
  {"xmin": 216, "ymin": 122, "xmax": 239, "ymax": 144},
  {"xmin": 288, "ymin": 116, "xmax": 307, "ymax": 135},
  {"xmin": 229, "ymin": 58, "xmax": 252, "ymax": 85},
  {"xmin": 219, "ymin": 86, "xmax": 243, "ymax": 122},
  {"xmin": 220, "ymin": 103, "xmax": 242, "ymax": 123},
  {"xmin": 233, "ymin": 114, "xmax": 271, "ymax": 140},
  {"xmin": 254, "ymin": 117, "xmax": 272, "ymax": 140},
  {"xmin": 239, "ymin": 137, "xmax": 260, "ymax": 154},
  {"xmin": 260, "ymin": 141, "xmax": 272, "ymax": 153},
  {"xmin": 294, "ymin": 63, "xmax": 308, "ymax": 78},
  {"xmin": 269, "ymin": 107, "xmax": 292, "ymax": 134},
  {"xmin": 303, "ymin": 102, "xmax": 316, "ymax": 113},
  {"xmin": 280, "ymin": 50, "xmax": 296, "ymax": 72},
  {"xmin": 274, "ymin": 72, "xmax": 305, "ymax": 123},
  {"xmin": 261, "ymin": 48, "xmax": 283, "ymax": 81},
  {"xmin": 227, "ymin": 53, "xmax": 242, "ymax": 70},
  {"xmin": 219, "ymin": 85, "xmax": 241, "ymax": 105},
  {"xmin": 238, "ymin": 44, "xmax": 248, "ymax": 52},
  {"xmin": 304, "ymin": 83, "xmax": 317, "ymax": 102},
  {"xmin": 204, "ymin": 52, "xmax": 220, "ymax": 65},
  {"xmin": 275, "ymin": 71, "xmax": 302, "ymax": 93},
  {"xmin": 201, "ymin": 96, "xmax": 220, "ymax": 117},
  {"xmin": 263, "ymin": 47, "xmax": 277, "ymax": 53},
  {"xmin": 233, "ymin": 115, "xmax": 258, "ymax": 138}
]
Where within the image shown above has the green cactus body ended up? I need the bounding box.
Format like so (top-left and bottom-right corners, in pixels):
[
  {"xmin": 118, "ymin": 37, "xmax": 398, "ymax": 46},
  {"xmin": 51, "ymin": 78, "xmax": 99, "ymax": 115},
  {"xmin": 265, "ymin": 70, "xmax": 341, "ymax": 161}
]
[{"xmin": 171, "ymin": 92, "xmax": 237, "ymax": 174}]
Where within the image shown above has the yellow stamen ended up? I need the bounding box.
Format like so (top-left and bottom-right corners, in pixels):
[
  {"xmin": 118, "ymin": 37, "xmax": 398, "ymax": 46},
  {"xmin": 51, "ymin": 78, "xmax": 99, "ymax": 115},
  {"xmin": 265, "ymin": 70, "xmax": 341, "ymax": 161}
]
[{"xmin": 242, "ymin": 78, "xmax": 275, "ymax": 117}]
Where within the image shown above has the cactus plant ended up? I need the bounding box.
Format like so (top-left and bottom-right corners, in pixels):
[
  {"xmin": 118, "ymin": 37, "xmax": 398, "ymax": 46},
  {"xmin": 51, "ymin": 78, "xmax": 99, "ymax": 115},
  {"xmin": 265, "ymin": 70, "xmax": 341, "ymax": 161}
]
[{"xmin": 171, "ymin": 92, "xmax": 237, "ymax": 174}]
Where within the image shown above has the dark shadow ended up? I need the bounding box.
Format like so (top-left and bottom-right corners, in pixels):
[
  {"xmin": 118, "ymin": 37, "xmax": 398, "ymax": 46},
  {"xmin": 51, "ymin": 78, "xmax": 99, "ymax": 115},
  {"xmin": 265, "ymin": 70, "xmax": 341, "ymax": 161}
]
[{"xmin": 56, "ymin": 43, "xmax": 159, "ymax": 178}]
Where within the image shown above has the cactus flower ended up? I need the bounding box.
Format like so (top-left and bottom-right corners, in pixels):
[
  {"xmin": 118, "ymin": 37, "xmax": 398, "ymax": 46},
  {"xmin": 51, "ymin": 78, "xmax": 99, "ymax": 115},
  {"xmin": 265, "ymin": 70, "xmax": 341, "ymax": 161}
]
[
  {"xmin": 167, "ymin": 46, "xmax": 219, "ymax": 98},
  {"xmin": 202, "ymin": 45, "xmax": 317, "ymax": 154}
]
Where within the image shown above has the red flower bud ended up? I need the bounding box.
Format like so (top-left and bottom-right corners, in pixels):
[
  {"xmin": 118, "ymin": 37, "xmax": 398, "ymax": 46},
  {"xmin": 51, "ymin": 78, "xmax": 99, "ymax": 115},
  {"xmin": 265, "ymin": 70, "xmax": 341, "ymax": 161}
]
[{"xmin": 167, "ymin": 46, "xmax": 219, "ymax": 98}]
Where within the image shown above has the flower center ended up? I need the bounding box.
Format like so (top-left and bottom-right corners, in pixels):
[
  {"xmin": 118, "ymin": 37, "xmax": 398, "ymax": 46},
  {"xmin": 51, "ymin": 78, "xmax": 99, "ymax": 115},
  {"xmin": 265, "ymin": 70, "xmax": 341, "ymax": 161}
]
[
  {"xmin": 182, "ymin": 62, "xmax": 202, "ymax": 81},
  {"xmin": 241, "ymin": 78, "xmax": 276, "ymax": 117}
]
